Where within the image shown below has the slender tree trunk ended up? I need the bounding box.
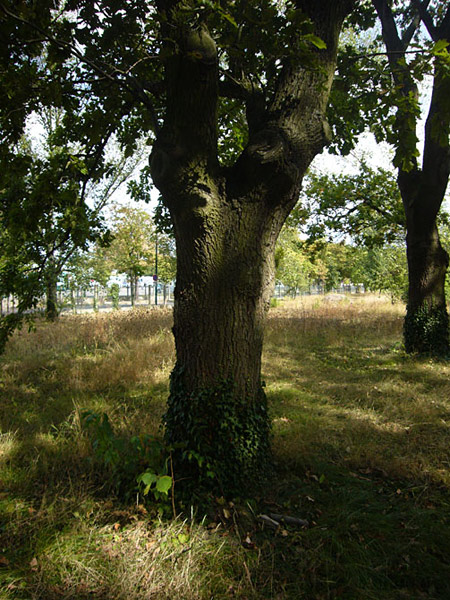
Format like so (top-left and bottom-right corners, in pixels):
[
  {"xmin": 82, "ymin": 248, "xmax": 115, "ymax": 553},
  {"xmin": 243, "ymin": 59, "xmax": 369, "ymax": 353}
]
[
  {"xmin": 45, "ymin": 266, "xmax": 59, "ymax": 321},
  {"xmin": 130, "ymin": 274, "xmax": 136, "ymax": 307},
  {"xmin": 373, "ymin": 0, "xmax": 450, "ymax": 356},
  {"xmin": 398, "ymin": 60, "xmax": 450, "ymax": 355}
]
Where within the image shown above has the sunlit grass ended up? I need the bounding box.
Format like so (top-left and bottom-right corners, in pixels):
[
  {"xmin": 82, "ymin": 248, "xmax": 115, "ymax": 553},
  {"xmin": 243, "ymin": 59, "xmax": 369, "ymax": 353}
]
[
  {"xmin": 264, "ymin": 296, "xmax": 450, "ymax": 487},
  {"xmin": 1, "ymin": 296, "xmax": 450, "ymax": 599}
]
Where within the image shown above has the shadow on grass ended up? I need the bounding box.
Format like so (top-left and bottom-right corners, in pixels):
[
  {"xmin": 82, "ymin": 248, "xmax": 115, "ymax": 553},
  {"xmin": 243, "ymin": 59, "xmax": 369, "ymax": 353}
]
[{"xmin": 1, "ymin": 305, "xmax": 450, "ymax": 599}]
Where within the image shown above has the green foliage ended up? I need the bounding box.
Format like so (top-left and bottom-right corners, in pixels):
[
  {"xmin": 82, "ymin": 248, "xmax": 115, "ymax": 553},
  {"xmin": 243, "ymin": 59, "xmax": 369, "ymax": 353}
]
[
  {"xmin": 81, "ymin": 411, "xmax": 173, "ymax": 509},
  {"xmin": 355, "ymin": 246, "xmax": 408, "ymax": 302},
  {"xmin": 275, "ymin": 228, "xmax": 314, "ymax": 295},
  {"xmin": 404, "ymin": 303, "xmax": 450, "ymax": 356},
  {"xmin": 164, "ymin": 367, "xmax": 271, "ymax": 497},
  {"xmin": 302, "ymin": 164, "xmax": 405, "ymax": 247},
  {"xmin": 109, "ymin": 283, "xmax": 120, "ymax": 310},
  {"xmin": 106, "ymin": 204, "xmax": 155, "ymax": 283}
]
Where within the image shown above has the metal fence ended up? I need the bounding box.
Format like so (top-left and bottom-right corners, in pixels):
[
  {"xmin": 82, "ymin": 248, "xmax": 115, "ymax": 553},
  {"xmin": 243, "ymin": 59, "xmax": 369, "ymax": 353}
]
[
  {"xmin": 0, "ymin": 282, "xmax": 367, "ymax": 316},
  {"xmin": 0, "ymin": 283, "xmax": 175, "ymax": 316}
]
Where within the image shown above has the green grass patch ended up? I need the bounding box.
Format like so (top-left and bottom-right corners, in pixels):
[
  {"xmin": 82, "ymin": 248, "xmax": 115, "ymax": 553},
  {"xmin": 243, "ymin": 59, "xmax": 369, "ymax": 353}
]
[{"xmin": 1, "ymin": 298, "xmax": 450, "ymax": 598}]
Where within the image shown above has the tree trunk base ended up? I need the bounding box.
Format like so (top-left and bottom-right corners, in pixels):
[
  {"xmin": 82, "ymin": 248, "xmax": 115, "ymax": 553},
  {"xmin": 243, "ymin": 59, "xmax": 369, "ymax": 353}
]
[
  {"xmin": 164, "ymin": 367, "xmax": 272, "ymax": 497},
  {"xmin": 404, "ymin": 303, "xmax": 450, "ymax": 356}
]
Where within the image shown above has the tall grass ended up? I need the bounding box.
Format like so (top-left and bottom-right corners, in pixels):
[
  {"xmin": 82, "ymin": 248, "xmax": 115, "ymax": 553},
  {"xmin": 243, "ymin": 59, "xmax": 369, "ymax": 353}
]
[{"xmin": 1, "ymin": 297, "xmax": 449, "ymax": 599}]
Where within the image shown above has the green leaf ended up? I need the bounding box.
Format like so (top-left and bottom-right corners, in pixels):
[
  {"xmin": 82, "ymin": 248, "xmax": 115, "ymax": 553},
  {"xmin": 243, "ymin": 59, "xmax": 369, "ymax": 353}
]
[
  {"xmin": 217, "ymin": 7, "xmax": 238, "ymax": 29},
  {"xmin": 305, "ymin": 34, "xmax": 327, "ymax": 50},
  {"xmin": 155, "ymin": 475, "xmax": 172, "ymax": 495},
  {"xmin": 433, "ymin": 40, "xmax": 449, "ymax": 55},
  {"xmin": 138, "ymin": 471, "xmax": 158, "ymax": 486},
  {"xmin": 177, "ymin": 533, "xmax": 190, "ymax": 544}
]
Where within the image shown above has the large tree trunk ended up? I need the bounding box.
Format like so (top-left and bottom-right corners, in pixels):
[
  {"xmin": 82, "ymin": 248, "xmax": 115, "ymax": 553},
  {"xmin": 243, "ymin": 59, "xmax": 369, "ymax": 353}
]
[
  {"xmin": 165, "ymin": 194, "xmax": 288, "ymax": 491},
  {"xmin": 151, "ymin": 0, "xmax": 353, "ymax": 493},
  {"xmin": 397, "ymin": 58, "xmax": 450, "ymax": 356}
]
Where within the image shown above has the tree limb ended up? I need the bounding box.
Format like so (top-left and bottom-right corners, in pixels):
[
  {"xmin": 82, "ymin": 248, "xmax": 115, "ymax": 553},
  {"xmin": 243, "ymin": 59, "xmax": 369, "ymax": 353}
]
[
  {"xmin": 0, "ymin": 1, "xmax": 161, "ymax": 132},
  {"xmin": 436, "ymin": 3, "xmax": 450, "ymax": 39},
  {"xmin": 402, "ymin": 0, "xmax": 431, "ymax": 47},
  {"xmin": 413, "ymin": 0, "xmax": 438, "ymax": 40}
]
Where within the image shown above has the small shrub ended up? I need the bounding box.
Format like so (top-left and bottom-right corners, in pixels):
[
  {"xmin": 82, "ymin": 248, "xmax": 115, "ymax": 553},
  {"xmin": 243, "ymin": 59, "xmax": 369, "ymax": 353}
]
[
  {"xmin": 81, "ymin": 411, "xmax": 173, "ymax": 511},
  {"xmin": 109, "ymin": 283, "xmax": 120, "ymax": 310}
]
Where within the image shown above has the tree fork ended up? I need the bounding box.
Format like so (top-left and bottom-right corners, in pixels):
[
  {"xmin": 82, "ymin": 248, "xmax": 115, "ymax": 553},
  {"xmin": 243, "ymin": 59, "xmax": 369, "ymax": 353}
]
[{"xmin": 151, "ymin": 0, "xmax": 355, "ymax": 494}]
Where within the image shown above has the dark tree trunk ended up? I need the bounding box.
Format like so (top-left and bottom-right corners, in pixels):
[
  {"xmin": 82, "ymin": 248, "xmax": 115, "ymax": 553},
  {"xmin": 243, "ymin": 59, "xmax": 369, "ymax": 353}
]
[
  {"xmin": 373, "ymin": 0, "xmax": 450, "ymax": 356},
  {"xmin": 45, "ymin": 268, "xmax": 59, "ymax": 322},
  {"xmin": 397, "ymin": 58, "xmax": 450, "ymax": 356},
  {"xmin": 151, "ymin": 0, "xmax": 353, "ymax": 492},
  {"xmin": 399, "ymin": 169, "xmax": 450, "ymax": 355},
  {"xmin": 129, "ymin": 274, "xmax": 136, "ymax": 307},
  {"xmin": 164, "ymin": 194, "xmax": 288, "ymax": 490}
]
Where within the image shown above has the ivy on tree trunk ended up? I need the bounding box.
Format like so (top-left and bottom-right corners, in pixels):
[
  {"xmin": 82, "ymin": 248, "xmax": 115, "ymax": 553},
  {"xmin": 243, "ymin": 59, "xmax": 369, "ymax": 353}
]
[{"xmin": 373, "ymin": 0, "xmax": 450, "ymax": 356}]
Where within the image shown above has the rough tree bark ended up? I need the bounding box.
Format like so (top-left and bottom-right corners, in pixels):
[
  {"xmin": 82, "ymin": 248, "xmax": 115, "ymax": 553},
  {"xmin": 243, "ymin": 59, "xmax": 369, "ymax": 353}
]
[
  {"xmin": 151, "ymin": 0, "xmax": 354, "ymax": 492},
  {"xmin": 374, "ymin": 0, "xmax": 450, "ymax": 355}
]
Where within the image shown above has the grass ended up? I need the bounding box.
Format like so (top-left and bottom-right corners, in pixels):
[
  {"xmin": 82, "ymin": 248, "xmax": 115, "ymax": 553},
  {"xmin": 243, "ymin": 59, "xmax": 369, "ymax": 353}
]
[{"xmin": 1, "ymin": 296, "xmax": 450, "ymax": 599}]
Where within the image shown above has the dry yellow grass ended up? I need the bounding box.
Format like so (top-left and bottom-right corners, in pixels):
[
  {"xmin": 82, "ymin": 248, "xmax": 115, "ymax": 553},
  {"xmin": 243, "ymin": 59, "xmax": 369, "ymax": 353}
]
[
  {"xmin": 264, "ymin": 295, "xmax": 450, "ymax": 486},
  {"xmin": 1, "ymin": 295, "xmax": 450, "ymax": 600}
]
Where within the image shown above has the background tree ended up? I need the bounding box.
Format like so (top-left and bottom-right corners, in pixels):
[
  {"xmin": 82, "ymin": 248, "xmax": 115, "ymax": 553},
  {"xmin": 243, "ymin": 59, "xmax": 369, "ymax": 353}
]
[
  {"xmin": 0, "ymin": 102, "xmax": 147, "ymax": 332},
  {"xmin": 106, "ymin": 204, "xmax": 155, "ymax": 306},
  {"xmin": 154, "ymin": 232, "xmax": 177, "ymax": 304},
  {"xmin": 329, "ymin": 0, "xmax": 450, "ymax": 355},
  {"xmin": 354, "ymin": 245, "xmax": 408, "ymax": 301},
  {"xmin": 0, "ymin": 126, "xmax": 108, "ymax": 334},
  {"xmin": 275, "ymin": 228, "xmax": 314, "ymax": 296},
  {"xmin": 303, "ymin": 162, "xmax": 405, "ymax": 246}
]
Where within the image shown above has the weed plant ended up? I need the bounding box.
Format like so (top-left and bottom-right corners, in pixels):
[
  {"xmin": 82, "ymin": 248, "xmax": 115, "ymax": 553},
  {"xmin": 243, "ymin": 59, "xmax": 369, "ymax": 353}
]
[{"xmin": 1, "ymin": 298, "xmax": 449, "ymax": 599}]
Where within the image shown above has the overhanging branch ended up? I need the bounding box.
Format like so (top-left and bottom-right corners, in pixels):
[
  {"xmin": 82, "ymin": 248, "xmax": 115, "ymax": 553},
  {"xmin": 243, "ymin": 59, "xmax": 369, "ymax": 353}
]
[{"xmin": 0, "ymin": 2, "xmax": 162, "ymax": 133}]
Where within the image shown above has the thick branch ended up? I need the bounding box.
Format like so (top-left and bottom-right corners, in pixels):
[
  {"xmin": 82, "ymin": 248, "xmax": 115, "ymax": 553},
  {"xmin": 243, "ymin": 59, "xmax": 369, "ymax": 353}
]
[
  {"xmin": 422, "ymin": 69, "xmax": 450, "ymax": 214},
  {"xmin": 228, "ymin": 0, "xmax": 354, "ymax": 202},
  {"xmin": 150, "ymin": 19, "xmax": 219, "ymax": 197},
  {"xmin": 403, "ymin": 0, "xmax": 431, "ymax": 46},
  {"xmin": 372, "ymin": 0, "xmax": 406, "ymax": 79},
  {"xmin": 437, "ymin": 3, "xmax": 450, "ymax": 39},
  {"xmin": 218, "ymin": 74, "xmax": 254, "ymax": 101},
  {"xmin": 413, "ymin": 0, "xmax": 438, "ymax": 40}
]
